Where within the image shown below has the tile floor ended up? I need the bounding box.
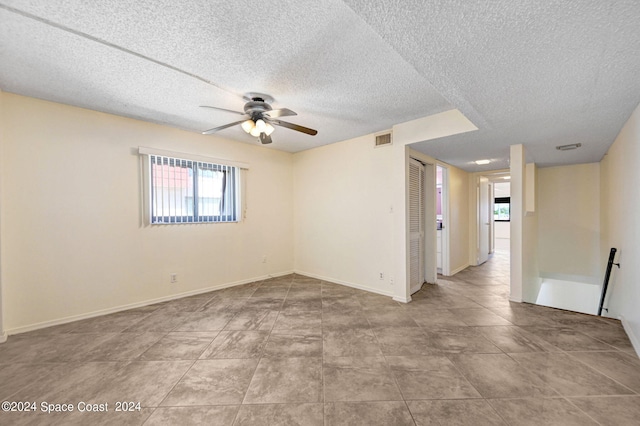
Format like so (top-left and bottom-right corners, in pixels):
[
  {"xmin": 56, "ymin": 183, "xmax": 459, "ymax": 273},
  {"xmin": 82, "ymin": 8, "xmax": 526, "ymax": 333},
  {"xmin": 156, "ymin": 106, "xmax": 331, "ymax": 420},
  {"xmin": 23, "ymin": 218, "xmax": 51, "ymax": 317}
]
[{"xmin": 1, "ymin": 249, "xmax": 639, "ymax": 425}]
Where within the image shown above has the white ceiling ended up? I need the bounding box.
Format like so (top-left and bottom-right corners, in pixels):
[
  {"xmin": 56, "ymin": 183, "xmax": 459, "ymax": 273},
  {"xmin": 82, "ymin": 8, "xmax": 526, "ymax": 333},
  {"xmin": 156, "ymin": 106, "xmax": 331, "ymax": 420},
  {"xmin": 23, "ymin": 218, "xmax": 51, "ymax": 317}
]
[{"xmin": 1, "ymin": 1, "xmax": 639, "ymax": 172}]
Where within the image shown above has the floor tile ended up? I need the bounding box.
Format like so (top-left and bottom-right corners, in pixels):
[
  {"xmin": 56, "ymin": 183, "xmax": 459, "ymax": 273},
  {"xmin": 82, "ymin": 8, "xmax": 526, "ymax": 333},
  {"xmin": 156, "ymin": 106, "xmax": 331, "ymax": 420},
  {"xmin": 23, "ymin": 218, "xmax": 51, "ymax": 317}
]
[
  {"xmin": 234, "ymin": 403, "xmax": 323, "ymax": 426},
  {"xmin": 94, "ymin": 360, "xmax": 194, "ymax": 407},
  {"xmin": 84, "ymin": 332, "xmax": 165, "ymax": 361},
  {"xmin": 272, "ymin": 311, "xmax": 322, "ymax": 330},
  {"xmin": 224, "ymin": 309, "xmax": 279, "ymax": 331},
  {"xmin": 0, "ymin": 363, "xmax": 58, "ymax": 400},
  {"xmin": 519, "ymin": 326, "xmax": 615, "ymax": 351},
  {"xmin": 139, "ymin": 332, "xmax": 218, "ymax": 360},
  {"xmin": 568, "ymin": 350, "xmax": 640, "ymax": 392},
  {"xmin": 264, "ymin": 329, "xmax": 323, "ymax": 357},
  {"xmin": 373, "ymin": 326, "xmax": 441, "ymax": 356},
  {"xmin": 509, "ymin": 352, "xmax": 635, "ymax": 396},
  {"xmin": 199, "ymin": 331, "xmax": 269, "ymax": 359},
  {"xmin": 322, "ymin": 312, "xmax": 371, "ymax": 328},
  {"xmin": 473, "ymin": 325, "xmax": 560, "ymax": 353},
  {"xmin": 407, "ymin": 399, "xmax": 506, "ymax": 425},
  {"xmin": 161, "ymin": 359, "xmax": 258, "ymax": 406},
  {"xmin": 448, "ymin": 353, "xmax": 556, "ymax": 398},
  {"xmin": 448, "ymin": 308, "xmax": 514, "ymax": 326},
  {"xmin": 488, "ymin": 397, "xmax": 598, "ymax": 425},
  {"xmin": 386, "ymin": 355, "xmax": 481, "ymax": 400},
  {"xmin": 173, "ymin": 312, "xmax": 236, "ymax": 332},
  {"xmin": 425, "ymin": 326, "xmax": 502, "ymax": 354},
  {"xmin": 364, "ymin": 308, "xmax": 419, "ymax": 327},
  {"xmin": 322, "ymin": 327, "xmax": 382, "ymax": 357},
  {"xmin": 124, "ymin": 310, "xmax": 193, "ymax": 333},
  {"xmin": 323, "ymin": 356, "xmax": 402, "ymax": 402},
  {"xmin": 408, "ymin": 308, "xmax": 469, "ymax": 327},
  {"xmin": 144, "ymin": 406, "xmax": 238, "ymax": 425},
  {"xmin": 569, "ymin": 395, "xmax": 640, "ymax": 425},
  {"xmin": 244, "ymin": 357, "xmax": 322, "ymax": 403},
  {"xmin": 8, "ymin": 362, "xmax": 122, "ymax": 404},
  {"xmin": 324, "ymin": 401, "xmax": 415, "ymax": 426}
]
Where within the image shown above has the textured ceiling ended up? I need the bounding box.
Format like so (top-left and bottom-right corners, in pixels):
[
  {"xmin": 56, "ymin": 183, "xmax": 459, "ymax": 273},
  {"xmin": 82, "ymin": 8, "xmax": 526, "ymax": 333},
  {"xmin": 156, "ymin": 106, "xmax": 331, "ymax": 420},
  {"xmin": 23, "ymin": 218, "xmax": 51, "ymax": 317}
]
[{"xmin": 1, "ymin": 1, "xmax": 640, "ymax": 172}]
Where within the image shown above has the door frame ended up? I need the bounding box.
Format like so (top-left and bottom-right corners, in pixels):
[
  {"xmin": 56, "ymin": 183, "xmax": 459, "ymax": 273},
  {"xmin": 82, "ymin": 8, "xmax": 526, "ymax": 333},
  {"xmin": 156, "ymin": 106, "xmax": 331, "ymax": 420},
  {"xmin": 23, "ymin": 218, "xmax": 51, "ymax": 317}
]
[
  {"xmin": 407, "ymin": 155, "xmax": 437, "ymax": 296},
  {"xmin": 437, "ymin": 164, "xmax": 451, "ymax": 276}
]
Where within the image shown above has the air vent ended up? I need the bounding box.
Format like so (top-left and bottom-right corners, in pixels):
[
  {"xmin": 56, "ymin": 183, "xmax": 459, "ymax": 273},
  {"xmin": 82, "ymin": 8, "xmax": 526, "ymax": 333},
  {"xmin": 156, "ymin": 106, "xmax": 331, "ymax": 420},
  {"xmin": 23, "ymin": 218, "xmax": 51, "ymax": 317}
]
[{"xmin": 375, "ymin": 132, "xmax": 392, "ymax": 147}]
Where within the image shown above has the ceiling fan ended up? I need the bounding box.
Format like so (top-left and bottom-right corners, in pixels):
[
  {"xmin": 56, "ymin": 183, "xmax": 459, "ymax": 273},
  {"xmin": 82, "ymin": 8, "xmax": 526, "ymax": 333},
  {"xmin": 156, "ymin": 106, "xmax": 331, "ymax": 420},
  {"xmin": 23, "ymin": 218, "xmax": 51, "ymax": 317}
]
[{"xmin": 201, "ymin": 93, "xmax": 318, "ymax": 144}]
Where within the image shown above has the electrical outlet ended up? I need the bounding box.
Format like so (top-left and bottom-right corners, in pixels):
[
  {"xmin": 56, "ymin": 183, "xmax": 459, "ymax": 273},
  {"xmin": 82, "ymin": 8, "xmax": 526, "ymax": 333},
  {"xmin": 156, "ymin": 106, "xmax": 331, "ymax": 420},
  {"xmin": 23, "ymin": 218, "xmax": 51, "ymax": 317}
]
[
  {"xmin": 170, "ymin": 273, "xmax": 177, "ymax": 283},
  {"xmin": 379, "ymin": 272, "xmax": 384, "ymax": 280}
]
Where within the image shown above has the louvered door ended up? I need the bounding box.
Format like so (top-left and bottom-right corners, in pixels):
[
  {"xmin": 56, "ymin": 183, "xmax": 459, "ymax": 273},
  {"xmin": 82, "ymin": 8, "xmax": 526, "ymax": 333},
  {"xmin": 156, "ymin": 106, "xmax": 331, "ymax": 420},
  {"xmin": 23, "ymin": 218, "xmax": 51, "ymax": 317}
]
[{"xmin": 409, "ymin": 159, "xmax": 425, "ymax": 294}]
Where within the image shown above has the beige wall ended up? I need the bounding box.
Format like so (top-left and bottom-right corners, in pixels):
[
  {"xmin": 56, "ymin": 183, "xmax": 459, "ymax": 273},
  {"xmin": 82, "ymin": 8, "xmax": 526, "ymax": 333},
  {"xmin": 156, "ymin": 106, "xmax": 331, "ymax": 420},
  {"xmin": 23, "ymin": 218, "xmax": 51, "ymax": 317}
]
[
  {"xmin": 293, "ymin": 134, "xmax": 396, "ymax": 295},
  {"xmin": 537, "ymin": 163, "xmax": 601, "ymax": 282},
  {"xmin": 0, "ymin": 94, "xmax": 294, "ymax": 332},
  {"xmin": 448, "ymin": 165, "xmax": 470, "ymax": 274},
  {"xmin": 600, "ymin": 102, "xmax": 640, "ymax": 352}
]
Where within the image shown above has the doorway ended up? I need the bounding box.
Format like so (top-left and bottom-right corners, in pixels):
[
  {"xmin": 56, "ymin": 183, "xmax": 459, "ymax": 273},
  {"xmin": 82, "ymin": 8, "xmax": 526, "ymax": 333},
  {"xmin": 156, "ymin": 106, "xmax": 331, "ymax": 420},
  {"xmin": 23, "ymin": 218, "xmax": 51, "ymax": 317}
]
[
  {"xmin": 477, "ymin": 176, "xmax": 490, "ymax": 264},
  {"xmin": 436, "ymin": 165, "xmax": 450, "ymax": 275},
  {"xmin": 408, "ymin": 157, "xmax": 438, "ymax": 295}
]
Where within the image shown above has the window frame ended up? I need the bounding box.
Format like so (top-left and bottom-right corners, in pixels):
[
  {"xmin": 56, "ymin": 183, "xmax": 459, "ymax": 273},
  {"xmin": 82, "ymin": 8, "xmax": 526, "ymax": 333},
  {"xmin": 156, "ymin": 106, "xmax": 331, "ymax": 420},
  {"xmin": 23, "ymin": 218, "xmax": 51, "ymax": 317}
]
[
  {"xmin": 494, "ymin": 196, "xmax": 511, "ymax": 222},
  {"xmin": 139, "ymin": 147, "xmax": 247, "ymax": 225}
]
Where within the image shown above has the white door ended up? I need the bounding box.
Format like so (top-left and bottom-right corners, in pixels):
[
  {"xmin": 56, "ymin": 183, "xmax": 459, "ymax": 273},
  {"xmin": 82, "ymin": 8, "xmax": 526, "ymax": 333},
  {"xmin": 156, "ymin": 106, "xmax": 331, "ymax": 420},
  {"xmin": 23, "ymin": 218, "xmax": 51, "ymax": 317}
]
[
  {"xmin": 409, "ymin": 159, "xmax": 425, "ymax": 294},
  {"xmin": 478, "ymin": 176, "xmax": 490, "ymax": 264}
]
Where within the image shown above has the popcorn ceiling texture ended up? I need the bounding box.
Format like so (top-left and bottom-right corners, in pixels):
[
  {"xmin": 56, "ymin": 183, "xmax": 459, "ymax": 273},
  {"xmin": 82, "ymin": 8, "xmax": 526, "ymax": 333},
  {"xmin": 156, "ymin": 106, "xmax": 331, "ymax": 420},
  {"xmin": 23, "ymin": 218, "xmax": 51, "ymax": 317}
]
[{"xmin": 1, "ymin": 0, "xmax": 639, "ymax": 170}]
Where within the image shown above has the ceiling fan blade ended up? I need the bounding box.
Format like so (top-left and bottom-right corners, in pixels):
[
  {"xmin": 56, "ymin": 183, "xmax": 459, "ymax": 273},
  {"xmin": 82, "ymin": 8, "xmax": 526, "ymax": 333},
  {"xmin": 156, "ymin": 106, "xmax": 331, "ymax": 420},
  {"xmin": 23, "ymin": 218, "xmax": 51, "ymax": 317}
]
[
  {"xmin": 270, "ymin": 119, "xmax": 318, "ymax": 136},
  {"xmin": 259, "ymin": 132, "xmax": 273, "ymax": 144},
  {"xmin": 200, "ymin": 105, "xmax": 246, "ymax": 115},
  {"xmin": 202, "ymin": 119, "xmax": 248, "ymax": 135},
  {"xmin": 264, "ymin": 108, "xmax": 297, "ymax": 119}
]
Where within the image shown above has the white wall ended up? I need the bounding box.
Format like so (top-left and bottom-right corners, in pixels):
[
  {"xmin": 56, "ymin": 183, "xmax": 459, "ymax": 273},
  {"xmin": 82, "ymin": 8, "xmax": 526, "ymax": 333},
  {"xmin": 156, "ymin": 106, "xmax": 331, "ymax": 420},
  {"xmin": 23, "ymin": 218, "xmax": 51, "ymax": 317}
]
[
  {"xmin": 537, "ymin": 163, "xmax": 601, "ymax": 283},
  {"xmin": 0, "ymin": 94, "xmax": 294, "ymax": 333},
  {"xmin": 600, "ymin": 102, "xmax": 640, "ymax": 353},
  {"xmin": 510, "ymin": 145, "xmax": 540, "ymax": 303},
  {"xmin": 0, "ymin": 90, "xmax": 6, "ymax": 342},
  {"xmin": 494, "ymin": 222, "xmax": 510, "ymax": 239},
  {"xmin": 293, "ymin": 134, "xmax": 395, "ymax": 295}
]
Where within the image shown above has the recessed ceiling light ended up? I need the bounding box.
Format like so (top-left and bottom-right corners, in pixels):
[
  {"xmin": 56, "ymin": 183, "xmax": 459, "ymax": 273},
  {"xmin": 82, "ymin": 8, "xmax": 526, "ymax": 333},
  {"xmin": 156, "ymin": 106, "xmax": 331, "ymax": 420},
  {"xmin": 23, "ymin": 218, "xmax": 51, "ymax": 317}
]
[
  {"xmin": 556, "ymin": 143, "xmax": 582, "ymax": 151},
  {"xmin": 475, "ymin": 159, "xmax": 491, "ymax": 165}
]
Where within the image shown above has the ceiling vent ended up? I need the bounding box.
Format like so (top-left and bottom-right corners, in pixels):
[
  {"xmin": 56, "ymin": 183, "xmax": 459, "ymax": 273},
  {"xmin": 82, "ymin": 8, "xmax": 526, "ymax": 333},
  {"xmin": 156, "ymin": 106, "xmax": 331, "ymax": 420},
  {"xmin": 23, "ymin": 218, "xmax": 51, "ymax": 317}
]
[
  {"xmin": 375, "ymin": 132, "xmax": 392, "ymax": 147},
  {"xmin": 556, "ymin": 143, "xmax": 582, "ymax": 151}
]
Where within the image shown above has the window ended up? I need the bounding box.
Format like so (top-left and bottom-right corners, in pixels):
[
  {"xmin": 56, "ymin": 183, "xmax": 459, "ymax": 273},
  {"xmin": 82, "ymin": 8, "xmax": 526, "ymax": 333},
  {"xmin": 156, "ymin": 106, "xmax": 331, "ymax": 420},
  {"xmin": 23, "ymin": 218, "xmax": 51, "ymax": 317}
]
[
  {"xmin": 494, "ymin": 197, "xmax": 510, "ymax": 221},
  {"xmin": 149, "ymin": 154, "xmax": 240, "ymax": 224}
]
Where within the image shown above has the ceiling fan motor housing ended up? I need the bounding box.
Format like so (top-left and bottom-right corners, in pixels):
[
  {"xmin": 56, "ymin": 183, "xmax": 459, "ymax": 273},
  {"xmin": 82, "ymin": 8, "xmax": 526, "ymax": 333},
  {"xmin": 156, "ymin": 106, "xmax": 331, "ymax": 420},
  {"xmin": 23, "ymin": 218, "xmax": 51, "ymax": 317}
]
[{"xmin": 244, "ymin": 97, "xmax": 272, "ymax": 120}]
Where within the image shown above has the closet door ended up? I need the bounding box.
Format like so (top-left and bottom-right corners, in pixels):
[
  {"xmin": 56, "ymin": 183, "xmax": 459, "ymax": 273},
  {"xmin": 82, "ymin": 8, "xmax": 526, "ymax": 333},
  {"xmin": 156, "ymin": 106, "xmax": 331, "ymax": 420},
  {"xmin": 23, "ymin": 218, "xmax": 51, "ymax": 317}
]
[{"xmin": 409, "ymin": 159, "xmax": 425, "ymax": 294}]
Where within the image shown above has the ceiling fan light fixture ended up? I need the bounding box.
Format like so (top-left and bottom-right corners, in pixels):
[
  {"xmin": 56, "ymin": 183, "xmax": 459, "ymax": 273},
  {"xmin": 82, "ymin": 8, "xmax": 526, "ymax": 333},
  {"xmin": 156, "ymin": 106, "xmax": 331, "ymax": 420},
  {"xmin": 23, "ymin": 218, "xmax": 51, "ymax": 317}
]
[
  {"xmin": 249, "ymin": 126, "xmax": 261, "ymax": 137},
  {"xmin": 241, "ymin": 119, "xmax": 255, "ymax": 133},
  {"xmin": 255, "ymin": 119, "xmax": 267, "ymax": 133},
  {"xmin": 264, "ymin": 122, "xmax": 275, "ymax": 136}
]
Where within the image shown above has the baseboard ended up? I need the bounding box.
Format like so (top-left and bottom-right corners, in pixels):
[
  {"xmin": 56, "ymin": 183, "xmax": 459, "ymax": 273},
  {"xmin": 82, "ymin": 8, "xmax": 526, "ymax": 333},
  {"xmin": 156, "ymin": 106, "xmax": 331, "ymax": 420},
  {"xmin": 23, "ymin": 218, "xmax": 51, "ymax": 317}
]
[
  {"xmin": 6, "ymin": 270, "xmax": 294, "ymax": 336},
  {"xmin": 619, "ymin": 314, "xmax": 640, "ymax": 358},
  {"xmin": 393, "ymin": 295, "xmax": 412, "ymax": 303},
  {"xmin": 448, "ymin": 263, "xmax": 469, "ymax": 276},
  {"xmin": 0, "ymin": 331, "xmax": 7, "ymax": 344},
  {"xmin": 294, "ymin": 270, "xmax": 395, "ymax": 298}
]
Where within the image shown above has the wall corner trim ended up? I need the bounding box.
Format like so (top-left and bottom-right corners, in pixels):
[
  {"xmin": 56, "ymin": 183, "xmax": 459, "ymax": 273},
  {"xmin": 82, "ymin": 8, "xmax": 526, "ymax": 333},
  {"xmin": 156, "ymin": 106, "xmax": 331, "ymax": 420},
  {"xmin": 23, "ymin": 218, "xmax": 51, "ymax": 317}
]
[
  {"xmin": 0, "ymin": 332, "xmax": 7, "ymax": 344},
  {"xmin": 619, "ymin": 315, "xmax": 640, "ymax": 358}
]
